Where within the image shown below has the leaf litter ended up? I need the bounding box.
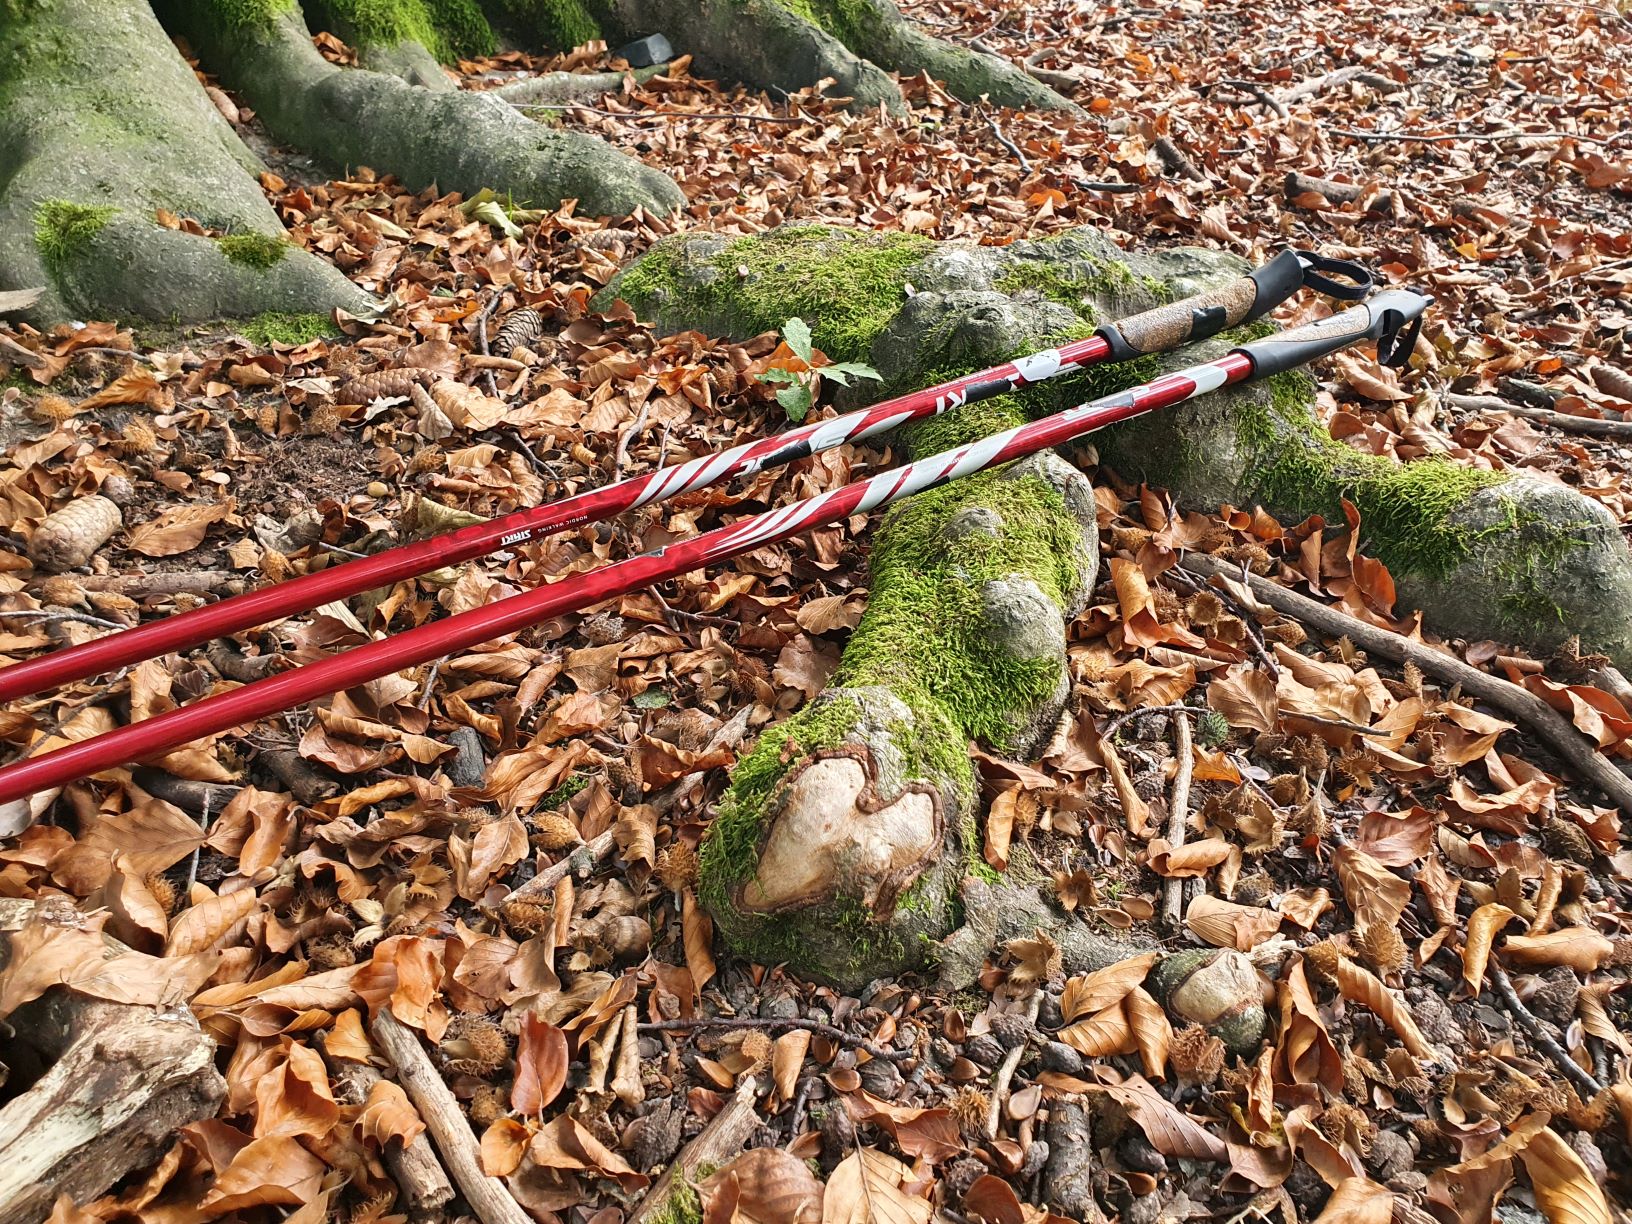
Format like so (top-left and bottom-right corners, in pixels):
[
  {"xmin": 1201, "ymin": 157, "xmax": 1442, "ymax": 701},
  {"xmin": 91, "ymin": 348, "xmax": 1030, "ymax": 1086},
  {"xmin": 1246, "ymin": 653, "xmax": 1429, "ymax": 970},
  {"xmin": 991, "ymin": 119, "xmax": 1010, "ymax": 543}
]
[{"xmin": 4, "ymin": 0, "xmax": 1632, "ymax": 1221}]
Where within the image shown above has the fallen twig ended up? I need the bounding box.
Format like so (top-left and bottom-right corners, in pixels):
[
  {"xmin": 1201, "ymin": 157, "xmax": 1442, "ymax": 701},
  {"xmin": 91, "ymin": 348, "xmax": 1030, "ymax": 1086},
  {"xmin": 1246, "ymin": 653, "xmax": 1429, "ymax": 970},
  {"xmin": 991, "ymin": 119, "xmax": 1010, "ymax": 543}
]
[
  {"xmin": 370, "ymin": 1008, "xmax": 533, "ymax": 1224},
  {"xmin": 0, "ymin": 608, "xmax": 126, "ymax": 631},
  {"xmin": 1217, "ymin": 78, "xmax": 1289, "ymax": 119},
  {"xmin": 1161, "ymin": 712, "xmax": 1194, "ymax": 933},
  {"xmin": 1444, "ymin": 392, "xmax": 1632, "ymax": 439},
  {"xmin": 1283, "ymin": 171, "xmax": 1395, "ymax": 211},
  {"xmin": 1278, "ymin": 65, "xmax": 1406, "ymax": 104},
  {"xmin": 1488, "ymin": 961, "xmax": 1605, "ymax": 1099},
  {"xmin": 984, "ymin": 112, "xmax": 1033, "ymax": 174},
  {"xmin": 1181, "ymin": 553, "xmax": 1632, "ymax": 812},
  {"xmin": 1073, "ymin": 178, "xmax": 1141, "ymax": 194},
  {"xmin": 1329, "ymin": 125, "xmax": 1630, "ymax": 148},
  {"xmin": 638, "ymin": 1016, "xmax": 911, "ymax": 1062},
  {"xmin": 474, "ymin": 293, "xmax": 502, "ymax": 399},
  {"xmin": 1022, "ymin": 50, "xmax": 1084, "ymax": 91},
  {"xmin": 627, "ymin": 1077, "xmax": 758, "ymax": 1224},
  {"xmin": 614, "ymin": 397, "xmax": 652, "ymax": 478},
  {"xmin": 321, "ymin": 1033, "xmax": 456, "ymax": 1219},
  {"xmin": 506, "ymin": 828, "xmax": 616, "ymax": 903},
  {"xmin": 1152, "ymin": 136, "xmax": 1205, "ymax": 182},
  {"xmin": 985, "ymin": 989, "xmax": 1042, "ymax": 1139},
  {"xmin": 1102, "ymin": 702, "xmax": 1211, "ymax": 739},
  {"xmin": 547, "ymin": 102, "xmax": 812, "ymax": 124}
]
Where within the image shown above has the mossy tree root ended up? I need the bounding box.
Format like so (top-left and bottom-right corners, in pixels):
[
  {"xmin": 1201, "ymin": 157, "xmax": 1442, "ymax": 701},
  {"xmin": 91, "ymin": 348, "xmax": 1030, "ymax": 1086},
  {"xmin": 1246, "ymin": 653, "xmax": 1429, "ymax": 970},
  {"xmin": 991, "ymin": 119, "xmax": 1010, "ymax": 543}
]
[
  {"xmin": 157, "ymin": 0, "xmax": 683, "ymax": 219},
  {"xmin": 0, "ymin": 0, "xmax": 374, "ymax": 326},
  {"xmin": 605, "ymin": 222, "xmax": 1632, "ymax": 983}
]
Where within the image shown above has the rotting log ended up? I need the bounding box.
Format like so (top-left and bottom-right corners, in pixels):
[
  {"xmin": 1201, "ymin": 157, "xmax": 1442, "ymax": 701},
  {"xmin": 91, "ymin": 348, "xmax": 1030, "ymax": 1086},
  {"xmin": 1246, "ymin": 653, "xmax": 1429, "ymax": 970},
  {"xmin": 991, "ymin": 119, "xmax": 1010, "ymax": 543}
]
[
  {"xmin": 597, "ymin": 223, "xmax": 1632, "ymax": 988},
  {"xmin": 0, "ymin": 899, "xmax": 225, "ymax": 1224}
]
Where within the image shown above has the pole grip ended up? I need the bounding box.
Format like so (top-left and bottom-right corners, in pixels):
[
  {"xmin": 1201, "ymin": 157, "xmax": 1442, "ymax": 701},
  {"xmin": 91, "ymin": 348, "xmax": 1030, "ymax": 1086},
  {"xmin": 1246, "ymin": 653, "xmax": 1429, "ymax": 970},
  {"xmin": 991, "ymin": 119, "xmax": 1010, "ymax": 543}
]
[
  {"xmin": 1231, "ymin": 289, "xmax": 1431, "ymax": 379},
  {"xmin": 1097, "ymin": 248, "xmax": 1306, "ymax": 361}
]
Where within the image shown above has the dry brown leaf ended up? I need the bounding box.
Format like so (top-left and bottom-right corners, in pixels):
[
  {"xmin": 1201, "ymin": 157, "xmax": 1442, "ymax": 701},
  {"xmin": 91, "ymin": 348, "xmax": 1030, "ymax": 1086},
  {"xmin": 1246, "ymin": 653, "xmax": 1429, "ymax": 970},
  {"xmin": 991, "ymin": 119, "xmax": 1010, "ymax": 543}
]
[
  {"xmin": 1517, "ymin": 1127, "xmax": 1614, "ymax": 1224},
  {"xmin": 1502, "ymin": 928, "xmax": 1615, "ymax": 973},
  {"xmin": 700, "ymin": 1148, "xmax": 824, "ymax": 1224},
  {"xmin": 1125, "ymin": 986, "xmax": 1173, "ymax": 1080},
  {"xmin": 1092, "ymin": 1074, "xmax": 1228, "ymax": 1163},
  {"xmin": 772, "ymin": 1030, "xmax": 811, "ymax": 1104},
  {"xmin": 356, "ymin": 1078, "xmax": 424, "ymax": 1149},
  {"xmin": 1463, "ymin": 903, "xmax": 1518, "ymax": 990},
  {"xmin": 1208, "ymin": 666, "xmax": 1279, "ymax": 733},
  {"xmin": 198, "ymin": 1134, "xmax": 326, "ymax": 1213},
  {"xmin": 1101, "ymin": 737, "xmax": 1152, "ymax": 836},
  {"xmin": 683, "ymin": 889, "xmax": 717, "ymax": 990},
  {"xmin": 165, "ymin": 887, "xmax": 258, "ymax": 957},
  {"xmin": 1311, "ymin": 1176, "xmax": 1396, "ymax": 1224},
  {"xmin": 1185, "ymin": 895, "xmax": 1282, "ymax": 950},
  {"xmin": 480, "ymin": 1117, "xmax": 532, "ymax": 1178},
  {"xmin": 254, "ymin": 1039, "xmax": 339, "ymax": 1139},
  {"xmin": 1059, "ymin": 952, "xmax": 1161, "ymax": 1021},
  {"xmin": 821, "ymin": 1146, "xmax": 931, "ymax": 1224},
  {"xmin": 1056, "ymin": 1004, "xmax": 1138, "ymax": 1059},
  {"xmin": 1333, "ymin": 845, "xmax": 1410, "ymax": 934},
  {"xmin": 512, "ymin": 1011, "xmax": 568, "ymax": 1116},
  {"xmin": 1277, "ymin": 959, "xmax": 1343, "ymax": 1093},
  {"xmin": 1333, "ymin": 956, "xmax": 1432, "ymax": 1058},
  {"xmin": 127, "ymin": 499, "xmax": 234, "ymax": 557},
  {"xmin": 1147, "ymin": 836, "xmax": 1232, "ymax": 877}
]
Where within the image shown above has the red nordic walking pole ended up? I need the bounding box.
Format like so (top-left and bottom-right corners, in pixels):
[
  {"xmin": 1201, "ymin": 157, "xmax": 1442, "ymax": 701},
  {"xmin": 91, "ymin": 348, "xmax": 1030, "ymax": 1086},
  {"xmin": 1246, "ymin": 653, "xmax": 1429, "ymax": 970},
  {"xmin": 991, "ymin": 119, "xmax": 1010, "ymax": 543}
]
[
  {"xmin": 0, "ymin": 289, "xmax": 1427, "ymax": 807},
  {"xmin": 0, "ymin": 251, "xmax": 1370, "ymax": 704}
]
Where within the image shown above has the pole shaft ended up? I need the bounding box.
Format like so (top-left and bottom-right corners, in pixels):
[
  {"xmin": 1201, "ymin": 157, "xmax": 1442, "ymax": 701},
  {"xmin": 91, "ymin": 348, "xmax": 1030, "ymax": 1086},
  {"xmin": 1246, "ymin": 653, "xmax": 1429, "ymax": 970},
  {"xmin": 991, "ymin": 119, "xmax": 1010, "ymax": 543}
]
[{"xmin": 0, "ymin": 352, "xmax": 1254, "ymax": 805}]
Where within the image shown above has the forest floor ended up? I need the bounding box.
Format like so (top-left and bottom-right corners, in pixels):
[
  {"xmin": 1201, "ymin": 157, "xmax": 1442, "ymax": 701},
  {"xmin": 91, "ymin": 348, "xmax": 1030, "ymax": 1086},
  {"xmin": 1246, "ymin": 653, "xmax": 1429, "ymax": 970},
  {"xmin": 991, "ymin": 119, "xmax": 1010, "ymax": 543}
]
[{"xmin": 3, "ymin": 1, "xmax": 1632, "ymax": 1222}]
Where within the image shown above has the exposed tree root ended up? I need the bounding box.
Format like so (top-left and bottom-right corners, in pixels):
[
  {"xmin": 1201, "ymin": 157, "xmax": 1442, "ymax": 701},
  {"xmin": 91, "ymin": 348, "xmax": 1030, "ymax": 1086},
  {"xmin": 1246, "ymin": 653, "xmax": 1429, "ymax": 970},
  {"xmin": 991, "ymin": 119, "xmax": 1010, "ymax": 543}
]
[
  {"xmin": 161, "ymin": 2, "xmax": 683, "ymax": 219},
  {"xmin": 604, "ymin": 221, "xmax": 1632, "ymax": 983},
  {"xmin": 0, "ymin": 0, "xmax": 373, "ymax": 325}
]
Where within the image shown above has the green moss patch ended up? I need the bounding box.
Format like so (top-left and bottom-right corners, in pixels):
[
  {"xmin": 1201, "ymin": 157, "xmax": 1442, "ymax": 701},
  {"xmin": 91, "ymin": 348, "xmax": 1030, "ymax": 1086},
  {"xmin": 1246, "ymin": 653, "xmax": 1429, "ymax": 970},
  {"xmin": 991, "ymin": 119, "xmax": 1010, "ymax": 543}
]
[
  {"xmin": 613, "ymin": 225, "xmax": 932, "ymax": 363},
  {"xmin": 238, "ymin": 311, "xmax": 341, "ymax": 346},
  {"xmin": 490, "ymin": 0, "xmax": 601, "ymax": 50},
  {"xmin": 218, "ymin": 232, "xmax": 289, "ymax": 269},
  {"xmin": 307, "ymin": 0, "xmax": 496, "ymax": 60},
  {"xmin": 1237, "ymin": 386, "xmax": 1509, "ymax": 579},
  {"xmin": 34, "ymin": 201, "xmax": 115, "ymax": 269},
  {"xmin": 214, "ymin": 0, "xmax": 299, "ymax": 28}
]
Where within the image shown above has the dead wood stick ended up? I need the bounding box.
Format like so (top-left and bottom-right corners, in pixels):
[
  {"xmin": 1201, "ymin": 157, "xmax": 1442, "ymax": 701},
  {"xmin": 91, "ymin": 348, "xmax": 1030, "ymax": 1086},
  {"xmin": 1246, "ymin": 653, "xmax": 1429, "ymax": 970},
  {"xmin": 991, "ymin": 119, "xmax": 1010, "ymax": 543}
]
[
  {"xmin": 1499, "ymin": 378, "xmax": 1560, "ymax": 409},
  {"xmin": 506, "ymin": 828, "xmax": 615, "ymax": 903},
  {"xmin": 1152, "ymin": 136, "xmax": 1205, "ymax": 182},
  {"xmin": 370, "ymin": 1009, "xmax": 532, "ymax": 1224},
  {"xmin": 985, "ymin": 112, "xmax": 1033, "ymax": 174},
  {"xmin": 322, "ymin": 1038, "xmax": 456, "ymax": 1221},
  {"xmin": 985, "ymin": 990, "xmax": 1042, "ymax": 1139},
  {"xmin": 1180, "ymin": 554, "xmax": 1632, "ymax": 813},
  {"xmin": 1330, "ymin": 126, "xmax": 1629, "ymax": 148},
  {"xmin": 55, "ymin": 570, "xmax": 244, "ymax": 599},
  {"xmin": 1161, "ymin": 713, "xmax": 1194, "ymax": 933},
  {"xmin": 1022, "ymin": 50, "xmax": 1084, "ymax": 91},
  {"xmin": 1278, "ymin": 65, "xmax": 1405, "ymax": 103},
  {"xmin": 638, "ymin": 1016, "xmax": 910, "ymax": 1062},
  {"xmin": 1444, "ymin": 392, "xmax": 1632, "ymax": 439},
  {"xmin": 1283, "ymin": 171, "xmax": 1395, "ymax": 210},
  {"xmin": 627, "ymin": 1076, "xmax": 759, "ymax": 1224},
  {"xmin": 1218, "ymin": 78, "xmax": 1289, "ymax": 118},
  {"xmin": 1488, "ymin": 961, "xmax": 1605, "ymax": 1099},
  {"xmin": 465, "ymin": 353, "xmax": 527, "ymax": 372},
  {"xmin": 0, "ymin": 333, "xmax": 47, "ymax": 370}
]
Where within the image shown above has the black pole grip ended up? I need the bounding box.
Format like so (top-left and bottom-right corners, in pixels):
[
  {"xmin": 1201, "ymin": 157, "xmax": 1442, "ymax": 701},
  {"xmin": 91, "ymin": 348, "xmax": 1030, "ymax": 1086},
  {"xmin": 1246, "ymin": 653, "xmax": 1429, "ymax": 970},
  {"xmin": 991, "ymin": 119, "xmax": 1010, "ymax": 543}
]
[
  {"xmin": 1097, "ymin": 249, "xmax": 1307, "ymax": 362},
  {"xmin": 1232, "ymin": 289, "xmax": 1431, "ymax": 380}
]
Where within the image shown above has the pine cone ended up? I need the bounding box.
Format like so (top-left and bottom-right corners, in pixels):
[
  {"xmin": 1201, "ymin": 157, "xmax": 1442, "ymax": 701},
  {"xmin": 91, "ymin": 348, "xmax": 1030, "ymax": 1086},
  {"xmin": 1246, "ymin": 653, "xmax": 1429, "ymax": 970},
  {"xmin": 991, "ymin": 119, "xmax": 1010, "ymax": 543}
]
[
  {"xmin": 989, "ymin": 1011, "xmax": 1036, "ymax": 1050},
  {"xmin": 28, "ymin": 494, "xmax": 122, "ymax": 571},
  {"xmin": 493, "ymin": 308, "xmax": 545, "ymax": 355},
  {"xmin": 336, "ymin": 368, "xmax": 426, "ymax": 405},
  {"xmin": 625, "ymin": 1100, "xmax": 685, "ymax": 1169}
]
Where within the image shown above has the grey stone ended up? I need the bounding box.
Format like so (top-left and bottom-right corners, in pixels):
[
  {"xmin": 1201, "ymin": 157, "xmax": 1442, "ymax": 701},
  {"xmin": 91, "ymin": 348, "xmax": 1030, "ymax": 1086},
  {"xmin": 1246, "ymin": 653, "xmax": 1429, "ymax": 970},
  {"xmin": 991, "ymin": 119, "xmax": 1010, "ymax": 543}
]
[{"xmin": 613, "ymin": 33, "xmax": 673, "ymax": 67}]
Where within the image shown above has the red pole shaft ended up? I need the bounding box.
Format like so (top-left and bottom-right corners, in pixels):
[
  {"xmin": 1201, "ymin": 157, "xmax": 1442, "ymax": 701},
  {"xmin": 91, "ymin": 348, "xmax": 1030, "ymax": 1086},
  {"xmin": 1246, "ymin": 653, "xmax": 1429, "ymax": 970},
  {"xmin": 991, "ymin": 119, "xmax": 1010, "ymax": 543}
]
[
  {"xmin": 0, "ymin": 353, "xmax": 1253, "ymax": 806},
  {"xmin": 0, "ymin": 336, "xmax": 1110, "ymax": 704}
]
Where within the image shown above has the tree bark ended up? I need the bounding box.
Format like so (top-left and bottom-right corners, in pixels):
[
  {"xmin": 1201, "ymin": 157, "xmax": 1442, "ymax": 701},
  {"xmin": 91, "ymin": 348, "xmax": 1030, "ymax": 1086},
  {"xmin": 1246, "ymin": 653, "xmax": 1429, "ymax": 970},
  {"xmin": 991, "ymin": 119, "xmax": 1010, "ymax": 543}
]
[
  {"xmin": 159, "ymin": 1, "xmax": 683, "ymax": 219},
  {"xmin": 0, "ymin": 0, "xmax": 375, "ymax": 325}
]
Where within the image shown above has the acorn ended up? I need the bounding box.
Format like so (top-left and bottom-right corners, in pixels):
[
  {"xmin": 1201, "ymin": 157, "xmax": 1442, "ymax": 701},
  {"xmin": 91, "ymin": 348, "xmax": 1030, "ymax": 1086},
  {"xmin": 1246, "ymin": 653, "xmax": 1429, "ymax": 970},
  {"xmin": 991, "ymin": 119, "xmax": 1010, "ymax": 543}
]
[{"xmin": 1146, "ymin": 948, "xmax": 1269, "ymax": 1057}]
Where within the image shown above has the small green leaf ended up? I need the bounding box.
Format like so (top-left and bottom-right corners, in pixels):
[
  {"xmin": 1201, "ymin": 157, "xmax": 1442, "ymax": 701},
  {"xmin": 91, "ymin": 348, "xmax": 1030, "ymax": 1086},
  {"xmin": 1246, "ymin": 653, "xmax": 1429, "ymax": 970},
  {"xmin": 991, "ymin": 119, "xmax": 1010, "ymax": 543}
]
[
  {"xmin": 782, "ymin": 316, "xmax": 814, "ymax": 364},
  {"xmin": 633, "ymin": 687, "xmax": 671, "ymax": 709},
  {"xmin": 826, "ymin": 361, "xmax": 882, "ymax": 383},
  {"xmin": 755, "ymin": 368, "xmax": 798, "ymax": 384},
  {"xmin": 775, "ymin": 382, "xmax": 813, "ymax": 421}
]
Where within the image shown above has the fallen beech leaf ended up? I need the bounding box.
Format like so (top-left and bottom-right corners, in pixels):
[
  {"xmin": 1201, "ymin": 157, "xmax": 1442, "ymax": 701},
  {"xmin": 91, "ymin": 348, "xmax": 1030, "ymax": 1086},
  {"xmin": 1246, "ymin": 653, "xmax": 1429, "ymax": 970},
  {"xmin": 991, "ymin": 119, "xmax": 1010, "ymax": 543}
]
[
  {"xmin": 1277, "ymin": 959, "xmax": 1344, "ymax": 1093},
  {"xmin": 1060, "ymin": 952, "xmax": 1161, "ymax": 1021},
  {"xmin": 1312, "ymin": 1176, "xmax": 1396, "ymax": 1224},
  {"xmin": 699, "ymin": 1148, "xmax": 824, "ymax": 1224},
  {"xmin": 165, "ymin": 887, "xmax": 258, "ymax": 956},
  {"xmin": 821, "ymin": 1146, "xmax": 931, "ymax": 1224},
  {"xmin": 1502, "ymin": 928, "xmax": 1615, "ymax": 973},
  {"xmin": 1126, "ymin": 986, "xmax": 1173, "ymax": 1079},
  {"xmin": 841, "ymin": 1090, "xmax": 962, "ymax": 1163},
  {"xmin": 1147, "ymin": 836, "xmax": 1232, "ymax": 877},
  {"xmin": 1333, "ymin": 957, "xmax": 1432, "ymax": 1058},
  {"xmin": 79, "ymin": 368, "xmax": 169, "ymax": 410},
  {"xmin": 513, "ymin": 1012, "xmax": 569, "ymax": 1116},
  {"xmin": 962, "ymin": 1175, "xmax": 1025, "ymax": 1224},
  {"xmin": 480, "ymin": 1117, "xmax": 532, "ymax": 1178},
  {"xmin": 683, "ymin": 889, "xmax": 717, "ymax": 990},
  {"xmin": 1185, "ymin": 895, "xmax": 1282, "ymax": 950},
  {"xmin": 1057, "ymin": 1004, "xmax": 1137, "ymax": 1059},
  {"xmin": 1463, "ymin": 904, "xmax": 1518, "ymax": 989},
  {"xmin": 1208, "ymin": 666, "xmax": 1279, "ymax": 732},
  {"xmin": 1518, "ymin": 1127, "xmax": 1614, "ymax": 1224},
  {"xmin": 198, "ymin": 1134, "xmax": 326, "ymax": 1212},
  {"xmin": 1093, "ymin": 1074, "xmax": 1227, "ymax": 1163},
  {"xmin": 254, "ymin": 1039, "xmax": 339, "ymax": 1139},
  {"xmin": 1101, "ymin": 738, "xmax": 1152, "ymax": 836},
  {"xmin": 772, "ymin": 1030, "xmax": 811, "ymax": 1105},
  {"xmin": 357, "ymin": 1078, "xmax": 424, "ymax": 1149},
  {"xmin": 1333, "ymin": 845, "xmax": 1410, "ymax": 934},
  {"xmin": 127, "ymin": 499, "xmax": 234, "ymax": 557},
  {"xmin": 528, "ymin": 1113, "xmax": 647, "ymax": 1191}
]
